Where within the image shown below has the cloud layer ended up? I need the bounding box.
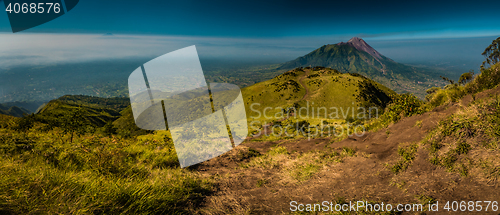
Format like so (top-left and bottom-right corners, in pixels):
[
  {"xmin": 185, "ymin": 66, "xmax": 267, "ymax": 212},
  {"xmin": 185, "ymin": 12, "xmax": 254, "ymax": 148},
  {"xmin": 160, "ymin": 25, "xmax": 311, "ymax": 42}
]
[
  {"xmin": 0, "ymin": 33, "xmax": 327, "ymax": 69},
  {"xmin": 0, "ymin": 33, "xmax": 495, "ymax": 72}
]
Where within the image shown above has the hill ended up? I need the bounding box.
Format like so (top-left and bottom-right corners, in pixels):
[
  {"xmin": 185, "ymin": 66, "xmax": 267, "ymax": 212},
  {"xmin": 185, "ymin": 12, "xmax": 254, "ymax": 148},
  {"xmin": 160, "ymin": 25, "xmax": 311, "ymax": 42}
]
[
  {"xmin": 279, "ymin": 37, "xmax": 445, "ymax": 97},
  {"xmin": 0, "ymin": 101, "xmax": 45, "ymax": 113},
  {"xmin": 0, "ymin": 104, "xmax": 30, "ymax": 117},
  {"xmin": 242, "ymin": 67, "xmax": 395, "ymax": 123},
  {"xmin": 33, "ymin": 95, "xmax": 153, "ymax": 137},
  {"xmin": 32, "ymin": 67, "xmax": 396, "ymax": 138},
  {"xmin": 35, "ymin": 95, "xmax": 130, "ymax": 128}
]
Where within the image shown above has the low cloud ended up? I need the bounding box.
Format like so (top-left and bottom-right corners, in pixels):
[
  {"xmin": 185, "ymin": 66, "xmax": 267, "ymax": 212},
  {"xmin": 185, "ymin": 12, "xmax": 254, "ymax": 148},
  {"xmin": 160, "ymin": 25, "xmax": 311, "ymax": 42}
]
[
  {"xmin": 0, "ymin": 32, "xmax": 494, "ymax": 72},
  {"xmin": 0, "ymin": 33, "xmax": 327, "ymax": 69}
]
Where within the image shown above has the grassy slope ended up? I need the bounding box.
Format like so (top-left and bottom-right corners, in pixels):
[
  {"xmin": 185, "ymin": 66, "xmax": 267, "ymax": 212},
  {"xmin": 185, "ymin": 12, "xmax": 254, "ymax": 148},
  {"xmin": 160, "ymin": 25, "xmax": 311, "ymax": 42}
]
[
  {"xmin": 196, "ymin": 63, "xmax": 500, "ymax": 214},
  {"xmin": 0, "ymin": 104, "xmax": 30, "ymax": 117},
  {"xmin": 0, "ymin": 106, "xmax": 29, "ymax": 117},
  {"xmin": 0, "ymin": 126, "xmax": 210, "ymax": 214},
  {"xmin": 35, "ymin": 95, "xmax": 130, "ymax": 128},
  {"xmin": 242, "ymin": 67, "xmax": 395, "ymax": 121}
]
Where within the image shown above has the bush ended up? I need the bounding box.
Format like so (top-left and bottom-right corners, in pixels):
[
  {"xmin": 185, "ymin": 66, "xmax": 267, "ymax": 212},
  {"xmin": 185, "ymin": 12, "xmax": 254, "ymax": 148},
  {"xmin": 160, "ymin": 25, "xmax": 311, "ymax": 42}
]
[
  {"xmin": 378, "ymin": 93, "xmax": 423, "ymax": 125},
  {"xmin": 466, "ymin": 63, "xmax": 500, "ymax": 94},
  {"xmin": 424, "ymin": 85, "xmax": 466, "ymax": 110},
  {"xmin": 425, "ymin": 87, "xmax": 441, "ymax": 97},
  {"xmin": 429, "ymin": 92, "xmax": 447, "ymax": 107}
]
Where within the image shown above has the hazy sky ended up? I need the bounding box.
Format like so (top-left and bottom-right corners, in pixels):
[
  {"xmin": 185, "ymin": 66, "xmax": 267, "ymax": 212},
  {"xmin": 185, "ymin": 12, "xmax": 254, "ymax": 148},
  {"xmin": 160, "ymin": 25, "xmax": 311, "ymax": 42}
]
[{"xmin": 0, "ymin": 0, "xmax": 499, "ymax": 72}]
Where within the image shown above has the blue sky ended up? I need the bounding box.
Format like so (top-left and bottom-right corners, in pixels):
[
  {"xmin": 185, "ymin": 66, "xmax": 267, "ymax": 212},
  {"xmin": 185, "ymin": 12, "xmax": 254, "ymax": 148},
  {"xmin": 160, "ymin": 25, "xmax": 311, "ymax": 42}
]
[{"xmin": 1, "ymin": 0, "xmax": 500, "ymax": 38}]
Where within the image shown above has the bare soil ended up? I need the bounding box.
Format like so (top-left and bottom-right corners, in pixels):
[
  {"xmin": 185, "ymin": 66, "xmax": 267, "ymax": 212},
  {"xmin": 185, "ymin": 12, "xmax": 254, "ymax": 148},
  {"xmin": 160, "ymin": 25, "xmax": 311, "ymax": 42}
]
[{"xmin": 194, "ymin": 88, "xmax": 500, "ymax": 214}]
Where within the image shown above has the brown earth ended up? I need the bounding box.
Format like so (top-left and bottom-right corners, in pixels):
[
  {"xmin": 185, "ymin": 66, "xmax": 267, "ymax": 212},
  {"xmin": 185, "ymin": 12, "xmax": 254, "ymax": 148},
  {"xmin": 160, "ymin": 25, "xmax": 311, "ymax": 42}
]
[{"xmin": 193, "ymin": 87, "xmax": 500, "ymax": 215}]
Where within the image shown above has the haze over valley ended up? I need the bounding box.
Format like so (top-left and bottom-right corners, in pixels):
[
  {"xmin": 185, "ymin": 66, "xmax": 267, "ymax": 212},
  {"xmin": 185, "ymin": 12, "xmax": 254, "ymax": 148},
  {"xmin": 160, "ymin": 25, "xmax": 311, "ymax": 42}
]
[{"xmin": 0, "ymin": 34, "xmax": 496, "ymax": 110}]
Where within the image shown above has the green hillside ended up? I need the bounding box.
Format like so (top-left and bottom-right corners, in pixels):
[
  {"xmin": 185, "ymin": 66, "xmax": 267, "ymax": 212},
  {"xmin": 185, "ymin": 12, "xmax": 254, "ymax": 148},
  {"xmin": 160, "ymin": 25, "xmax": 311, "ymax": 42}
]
[
  {"xmin": 0, "ymin": 104, "xmax": 30, "ymax": 117},
  {"xmin": 242, "ymin": 67, "xmax": 395, "ymax": 122},
  {"xmin": 36, "ymin": 95, "xmax": 129, "ymax": 128},
  {"xmin": 112, "ymin": 106, "xmax": 153, "ymax": 137}
]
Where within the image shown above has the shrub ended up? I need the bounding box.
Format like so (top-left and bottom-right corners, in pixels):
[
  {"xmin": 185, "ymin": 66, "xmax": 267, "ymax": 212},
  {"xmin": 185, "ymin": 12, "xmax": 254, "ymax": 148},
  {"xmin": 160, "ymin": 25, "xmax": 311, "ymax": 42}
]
[
  {"xmin": 439, "ymin": 115, "xmax": 475, "ymax": 138},
  {"xmin": 466, "ymin": 63, "xmax": 500, "ymax": 93},
  {"xmin": 376, "ymin": 93, "xmax": 423, "ymax": 127},
  {"xmin": 428, "ymin": 90, "xmax": 447, "ymax": 108},
  {"xmin": 391, "ymin": 144, "xmax": 418, "ymax": 174},
  {"xmin": 425, "ymin": 87, "xmax": 441, "ymax": 97}
]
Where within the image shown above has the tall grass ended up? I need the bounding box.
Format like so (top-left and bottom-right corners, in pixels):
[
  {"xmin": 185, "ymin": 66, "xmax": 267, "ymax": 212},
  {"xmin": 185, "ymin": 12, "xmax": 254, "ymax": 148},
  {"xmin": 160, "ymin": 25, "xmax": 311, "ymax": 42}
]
[{"xmin": 0, "ymin": 126, "xmax": 212, "ymax": 214}]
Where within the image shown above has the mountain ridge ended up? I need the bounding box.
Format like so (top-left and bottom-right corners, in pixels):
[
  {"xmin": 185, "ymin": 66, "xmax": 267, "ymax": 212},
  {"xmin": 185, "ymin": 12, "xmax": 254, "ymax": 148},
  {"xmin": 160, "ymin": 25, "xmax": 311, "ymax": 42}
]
[
  {"xmin": 279, "ymin": 37, "xmax": 445, "ymax": 97},
  {"xmin": 0, "ymin": 103, "xmax": 30, "ymax": 117},
  {"xmin": 337, "ymin": 37, "xmax": 385, "ymax": 60}
]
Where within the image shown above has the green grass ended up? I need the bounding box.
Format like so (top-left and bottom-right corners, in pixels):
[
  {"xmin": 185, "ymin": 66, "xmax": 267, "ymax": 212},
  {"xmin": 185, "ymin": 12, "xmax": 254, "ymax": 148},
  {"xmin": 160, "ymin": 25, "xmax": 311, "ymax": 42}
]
[
  {"xmin": 415, "ymin": 120, "xmax": 422, "ymax": 128},
  {"xmin": 341, "ymin": 147, "xmax": 357, "ymax": 157},
  {"xmin": 256, "ymin": 179, "xmax": 268, "ymax": 187},
  {"xmin": 291, "ymin": 163, "xmax": 321, "ymax": 181},
  {"xmin": 243, "ymin": 67, "xmax": 394, "ymax": 125},
  {"xmin": 0, "ymin": 125, "xmax": 212, "ymax": 214},
  {"xmin": 422, "ymin": 92, "xmax": 500, "ymax": 177}
]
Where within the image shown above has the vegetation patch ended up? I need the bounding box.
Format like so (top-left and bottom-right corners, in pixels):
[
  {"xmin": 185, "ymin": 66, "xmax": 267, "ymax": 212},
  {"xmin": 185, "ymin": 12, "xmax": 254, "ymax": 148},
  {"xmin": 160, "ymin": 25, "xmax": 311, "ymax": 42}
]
[
  {"xmin": 366, "ymin": 93, "xmax": 423, "ymax": 130},
  {"xmin": 0, "ymin": 127, "xmax": 212, "ymax": 214},
  {"xmin": 390, "ymin": 143, "xmax": 418, "ymax": 174}
]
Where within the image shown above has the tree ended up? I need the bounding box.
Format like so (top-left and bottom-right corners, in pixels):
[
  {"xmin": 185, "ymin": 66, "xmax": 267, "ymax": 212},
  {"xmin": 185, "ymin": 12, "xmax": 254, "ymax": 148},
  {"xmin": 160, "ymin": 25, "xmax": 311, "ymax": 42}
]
[
  {"xmin": 426, "ymin": 87, "xmax": 441, "ymax": 95},
  {"xmin": 14, "ymin": 114, "xmax": 35, "ymax": 135},
  {"xmin": 458, "ymin": 70, "xmax": 474, "ymax": 85},
  {"xmin": 482, "ymin": 37, "xmax": 500, "ymax": 69},
  {"xmin": 60, "ymin": 107, "xmax": 90, "ymax": 143},
  {"xmin": 440, "ymin": 76, "xmax": 455, "ymax": 85},
  {"xmin": 425, "ymin": 87, "xmax": 441, "ymax": 102}
]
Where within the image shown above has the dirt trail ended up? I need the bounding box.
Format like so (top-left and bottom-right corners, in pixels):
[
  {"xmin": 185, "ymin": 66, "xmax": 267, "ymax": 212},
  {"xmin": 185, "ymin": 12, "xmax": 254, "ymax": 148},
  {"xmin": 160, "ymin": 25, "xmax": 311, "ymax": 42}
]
[
  {"xmin": 195, "ymin": 87, "xmax": 500, "ymax": 214},
  {"xmin": 298, "ymin": 69, "xmax": 311, "ymax": 101}
]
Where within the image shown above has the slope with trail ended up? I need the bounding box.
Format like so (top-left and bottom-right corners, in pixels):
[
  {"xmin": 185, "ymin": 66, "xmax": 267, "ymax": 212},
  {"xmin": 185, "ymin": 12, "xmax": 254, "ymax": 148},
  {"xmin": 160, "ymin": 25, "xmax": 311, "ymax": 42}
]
[{"xmin": 195, "ymin": 86, "xmax": 500, "ymax": 214}]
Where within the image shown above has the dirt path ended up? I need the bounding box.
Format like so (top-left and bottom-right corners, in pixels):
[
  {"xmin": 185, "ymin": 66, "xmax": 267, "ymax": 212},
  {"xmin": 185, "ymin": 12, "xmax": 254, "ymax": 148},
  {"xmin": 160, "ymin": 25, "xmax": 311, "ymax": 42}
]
[
  {"xmin": 298, "ymin": 69, "xmax": 310, "ymax": 101},
  {"xmin": 194, "ymin": 87, "xmax": 500, "ymax": 214},
  {"xmin": 197, "ymin": 103, "xmax": 460, "ymax": 214}
]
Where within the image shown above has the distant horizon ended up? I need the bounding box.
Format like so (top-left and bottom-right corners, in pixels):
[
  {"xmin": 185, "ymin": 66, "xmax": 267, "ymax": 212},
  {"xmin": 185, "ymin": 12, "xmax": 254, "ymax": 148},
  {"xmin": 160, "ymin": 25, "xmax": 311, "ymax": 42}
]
[{"xmin": 0, "ymin": 33, "xmax": 496, "ymax": 72}]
